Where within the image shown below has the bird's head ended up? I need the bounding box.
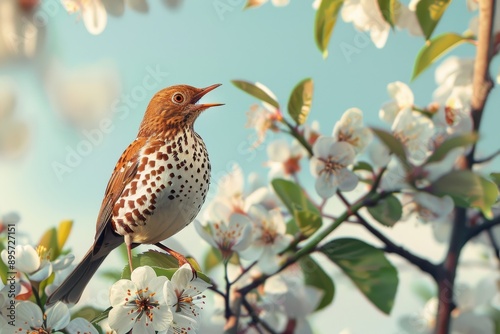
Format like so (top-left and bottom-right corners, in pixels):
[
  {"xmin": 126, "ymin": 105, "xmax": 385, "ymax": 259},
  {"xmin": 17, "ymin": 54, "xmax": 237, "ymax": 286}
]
[{"xmin": 138, "ymin": 84, "xmax": 223, "ymax": 137}]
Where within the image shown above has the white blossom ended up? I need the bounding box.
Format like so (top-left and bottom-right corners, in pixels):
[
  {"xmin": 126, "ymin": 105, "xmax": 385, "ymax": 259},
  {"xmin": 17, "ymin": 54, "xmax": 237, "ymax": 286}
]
[
  {"xmin": 332, "ymin": 107, "xmax": 371, "ymax": 153},
  {"xmin": 1, "ymin": 244, "xmax": 74, "ymax": 282},
  {"xmin": 62, "ymin": 0, "xmax": 108, "ymax": 35},
  {"xmin": 1, "ymin": 301, "xmax": 97, "ymax": 334},
  {"xmin": 162, "ymin": 264, "xmax": 210, "ymax": 333},
  {"xmin": 310, "ymin": 137, "xmax": 358, "ymax": 198},
  {"xmin": 195, "ymin": 203, "xmax": 253, "ymax": 260},
  {"xmin": 434, "ymin": 56, "xmax": 474, "ymax": 104},
  {"xmin": 380, "ymin": 81, "xmax": 414, "ymax": 124},
  {"xmin": 240, "ymin": 205, "xmax": 293, "ymax": 274},
  {"xmin": 392, "ymin": 108, "xmax": 434, "ymax": 163},
  {"xmin": 266, "ymin": 139, "xmax": 304, "ymax": 179},
  {"xmin": 108, "ymin": 266, "xmax": 172, "ymax": 334},
  {"xmin": 341, "ymin": 0, "xmax": 390, "ymax": 48}
]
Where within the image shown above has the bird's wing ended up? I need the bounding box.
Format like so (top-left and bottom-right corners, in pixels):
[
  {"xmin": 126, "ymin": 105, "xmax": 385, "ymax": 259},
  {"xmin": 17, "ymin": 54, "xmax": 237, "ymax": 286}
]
[{"xmin": 92, "ymin": 137, "xmax": 147, "ymax": 255}]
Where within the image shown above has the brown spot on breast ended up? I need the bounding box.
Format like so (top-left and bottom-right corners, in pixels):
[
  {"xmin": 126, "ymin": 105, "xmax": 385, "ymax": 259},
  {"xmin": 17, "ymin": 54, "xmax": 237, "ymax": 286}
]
[
  {"xmin": 125, "ymin": 212, "xmax": 133, "ymax": 223},
  {"xmin": 128, "ymin": 200, "xmax": 135, "ymax": 209},
  {"xmin": 130, "ymin": 181, "xmax": 138, "ymax": 195}
]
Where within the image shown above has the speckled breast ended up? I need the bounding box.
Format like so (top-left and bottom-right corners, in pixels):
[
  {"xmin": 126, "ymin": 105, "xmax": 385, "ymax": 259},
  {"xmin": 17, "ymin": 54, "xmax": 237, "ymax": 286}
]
[{"xmin": 112, "ymin": 129, "xmax": 210, "ymax": 244}]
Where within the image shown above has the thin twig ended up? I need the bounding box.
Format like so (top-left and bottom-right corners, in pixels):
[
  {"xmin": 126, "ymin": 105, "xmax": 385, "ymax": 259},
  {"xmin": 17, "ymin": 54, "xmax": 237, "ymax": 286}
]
[
  {"xmin": 208, "ymin": 285, "xmax": 226, "ymax": 298},
  {"xmin": 232, "ymin": 261, "xmax": 258, "ymax": 285},
  {"xmin": 241, "ymin": 297, "xmax": 278, "ymax": 334},
  {"xmin": 336, "ymin": 193, "xmax": 439, "ymax": 280},
  {"xmin": 224, "ymin": 292, "xmax": 242, "ymax": 334},
  {"xmin": 224, "ymin": 261, "xmax": 232, "ymax": 319},
  {"xmin": 465, "ymin": 215, "xmax": 500, "ymax": 242},
  {"xmin": 473, "ymin": 148, "xmax": 500, "ymax": 164},
  {"xmin": 281, "ymin": 118, "xmax": 313, "ymax": 157},
  {"xmin": 487, "ymin": 229, "xmax": 500, "ymax": 260}
]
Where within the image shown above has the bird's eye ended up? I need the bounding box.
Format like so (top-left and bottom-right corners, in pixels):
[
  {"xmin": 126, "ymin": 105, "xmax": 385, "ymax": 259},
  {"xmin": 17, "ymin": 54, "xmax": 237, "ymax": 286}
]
[{"xmin": 172, "ymin": 93, "xmax": 185, "ymax": 104}]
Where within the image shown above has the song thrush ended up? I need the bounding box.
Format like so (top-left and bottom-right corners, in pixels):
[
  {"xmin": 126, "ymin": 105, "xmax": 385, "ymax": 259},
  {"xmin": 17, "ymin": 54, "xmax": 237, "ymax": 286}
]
[{"xmin": 46, "ymin": 84, "xmax": 223, "ymax": 305}]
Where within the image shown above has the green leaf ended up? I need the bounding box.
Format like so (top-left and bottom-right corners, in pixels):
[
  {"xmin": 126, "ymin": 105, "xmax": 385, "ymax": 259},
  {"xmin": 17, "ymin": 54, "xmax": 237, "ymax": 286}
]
[
  {"xmin": 353, "ymin": 161, "xmax": 374, "ymax": 173},
  {"xmin": 100, "ymin": 269, "xmax": 122, "ymax": 282},
  {"xmin": 71, "ymin": 306, "xmax": 104, "ymax": 322},
  {"xmin": 90, "ymin": 306, "xmax": 112, "ymax": 325},
  {"xmin": 292, "ymin": 210, "xmax": 322, "ymax": 238},
  {"xmin": 378, "ymin": 0, "xmax": 401, "ymax": 28},
  {"xmin": 231, "ymin": 80, "xmax": 279, "ymax": 109},
  {"xmin": 0, "ymin": 241, "xmax": 7, "ymax": 283},
  {"xmin": 121, "ymin": 250, "xmax": 180, "ymax": 279},
  {"xmin": 371, "ymin": 128, "xmax": 408, "ymax": 166},
  {"xmin": 287, "ymin": 78, "xmax": 314, "ymax": 125},
  {"xmin": 412, "ymin": 33, "xmax": 470, "ymax": 80},
  {"xmin": 272, "ymin": 179, "xmax": 320, "ymax": 215},
  {"xmin": 57, "ymin": 220, "xmax": 73, "ymax": 251},
  {"xmin": 490, "ymin": 173, "xmax": 500, "ymax": 187},
  {"xmin": 38, "ymin": 227, "xmax": 60, "ymax": 261},
  {"xmin": 426, "ymin": 132, "xmax": 477, "ymax": 164},
  {"xmin": 480, "ymin": 177, "xmax": 499, "ymax": 219},
  {"xmin": 431, "ymin": 170, "xmax": 499, "ymax": 218},
  {"xmin": 315, "ymin": 0, "xmax": 344, "ymax": 58},
  {"xmin": 367, "ymin": 195, "xmax": 403, "ymax": 227},
  {"xmin": 416, "ymin": 0, "xmax": 451, "ymax": 40},
  {"xmin": 299, "ymin": 256, "xmax": 335, "ymax": 311},
  {"xmin": 122, "ymin": 251, "xmax": 211, "ymax": 284},
  {"xmin": 203, "ymin": 247, "xmax": 222, "ymax": 272},
  {"xmin": 320, "ymin": 238, "xmax": 399, "ymax": 314},
  {"xmin": 286, "ymin": 218, "xmax": 300, "ymax": 235},
  {"xmin": 272, "ymin": 179, "xmax": 323, "ymax": 237}
]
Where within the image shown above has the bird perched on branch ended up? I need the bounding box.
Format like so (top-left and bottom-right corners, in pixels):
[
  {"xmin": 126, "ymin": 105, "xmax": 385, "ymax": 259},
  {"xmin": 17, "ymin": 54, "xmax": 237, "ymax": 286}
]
[{"xmin": 47, "ymin": 84, "xmax": 223, "ymax": 305}]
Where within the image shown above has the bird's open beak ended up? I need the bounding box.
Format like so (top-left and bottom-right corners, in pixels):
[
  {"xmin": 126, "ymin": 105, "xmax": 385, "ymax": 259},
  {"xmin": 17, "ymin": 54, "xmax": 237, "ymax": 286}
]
[{"xmin": 192, "ymin": 83, "xmax": 224, "ymax": 109}]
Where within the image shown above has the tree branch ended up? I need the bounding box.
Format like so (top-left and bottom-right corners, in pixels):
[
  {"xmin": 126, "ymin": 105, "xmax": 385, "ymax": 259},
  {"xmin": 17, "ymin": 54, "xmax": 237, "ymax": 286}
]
[
  {"xmin": 358, "ymin": 214, "xmax": 439, "ymax": 279},
  {"xmin": 435, "ymin": 1, "xmax": 496, "ymax": 332},
  {"xmin": 466, "ymin": 0, "xmax": 496, "ymax": 167},
  {"xmin": 241, "ymin": 297, "xmax": 278, "ymax": 334},
  {"xmin": 465, "ymin": 214, "xmax": 500, "ymax": 242},
  {"xmin": 335, "ymin": 192, "xmax": 439, "ymax": 279}
]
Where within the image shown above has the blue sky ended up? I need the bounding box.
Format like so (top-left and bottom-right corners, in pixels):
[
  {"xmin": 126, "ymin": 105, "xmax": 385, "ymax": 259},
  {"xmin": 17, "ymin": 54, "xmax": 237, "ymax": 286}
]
[{"xmin": 1, "ymin": 1, "xmax": 498, "ymax": 333}]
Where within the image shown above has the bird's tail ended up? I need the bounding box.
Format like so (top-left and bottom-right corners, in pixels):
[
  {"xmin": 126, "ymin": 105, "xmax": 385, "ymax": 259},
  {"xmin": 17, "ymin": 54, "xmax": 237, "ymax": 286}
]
[{"xmin": 46, "ymin": 247, "xmax": 108, "ymax": 306}]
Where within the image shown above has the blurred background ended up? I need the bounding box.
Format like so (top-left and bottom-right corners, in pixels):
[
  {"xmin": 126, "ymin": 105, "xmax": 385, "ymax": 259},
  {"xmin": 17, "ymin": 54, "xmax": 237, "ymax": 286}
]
[{"xmin": 0, "ymin": 0, "xmax": 498, "ymax": 332}]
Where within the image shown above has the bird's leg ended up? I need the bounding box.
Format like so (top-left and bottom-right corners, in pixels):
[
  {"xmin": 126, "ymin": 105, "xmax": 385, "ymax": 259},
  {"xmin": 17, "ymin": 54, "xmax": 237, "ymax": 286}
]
[
  {"xmin": 154, "ymin": 242, "xmax": 197, "ymax": 279},
  {"xmin": 125, "ymin": 235, "xmax": 134, "ymax": 273}
]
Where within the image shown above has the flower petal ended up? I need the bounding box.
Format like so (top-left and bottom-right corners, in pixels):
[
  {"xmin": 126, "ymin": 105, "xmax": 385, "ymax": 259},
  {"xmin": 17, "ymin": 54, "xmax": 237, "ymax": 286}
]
[
  {"xmin": 337, "ymin": 169, "xmax": 358, "ymax": 192},
  {"xmin": 315, "ymin": 173, "xmax": 338, "ymax": 199},
  {"xmin": 65, "ymin": 318, "xmax": 99, "ymax": 334},
  {"xmin": 171, "ymin": 264, "xmax": 192, "ymax": 290},
  {"xmin": 267, "ymin": 140, "xmax": 291, "ymax": 162},
  {"xmin": 109, "ymin": 279, "xmax": 136, "ymax": 307},
  {"xmin": 194, "ymin": 220, "xmax": 218, "ymax": 249},
  {"xmin": 45, "ymin": 302, "xmax": 70, "ymax": 331},
  {"xmin": 328, "ymin": 142, "xmax": 356, "ymax": 165},
  {"xmin": 312, "ymin": 136, "xmax": 337, "ymax": 158},
  {"xmin": 108, "ymin": 305, "xmax": 135, "ymax": 334},
  {"xmin": 15, "ymin": 301, "xmax": 43, "ymax": 330},
  {"xmin": 82, "ymin": 0, "xmax": 107, "ymax": 35},
  {"xmin": 131, "ymin": 266, "xmax": 157, "ymax": 290}
]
